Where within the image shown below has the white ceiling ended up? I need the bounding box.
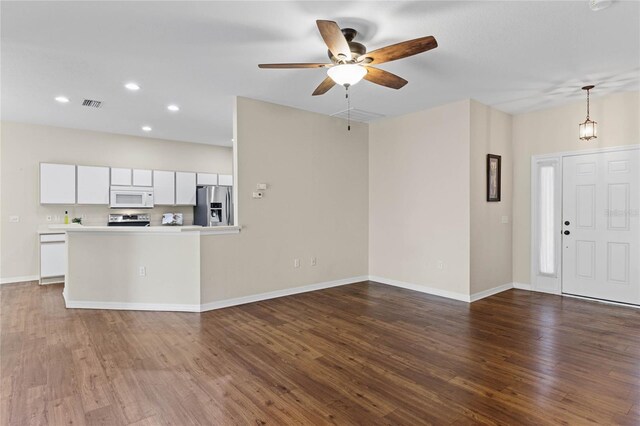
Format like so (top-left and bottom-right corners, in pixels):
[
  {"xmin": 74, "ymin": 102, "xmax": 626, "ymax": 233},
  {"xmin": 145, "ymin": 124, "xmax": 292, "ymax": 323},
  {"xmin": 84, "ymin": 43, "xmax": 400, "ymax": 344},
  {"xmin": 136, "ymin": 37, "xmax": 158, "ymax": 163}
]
[{"xmin": 2, "ymin": 1, "xmax": 638, "ymax": 147}]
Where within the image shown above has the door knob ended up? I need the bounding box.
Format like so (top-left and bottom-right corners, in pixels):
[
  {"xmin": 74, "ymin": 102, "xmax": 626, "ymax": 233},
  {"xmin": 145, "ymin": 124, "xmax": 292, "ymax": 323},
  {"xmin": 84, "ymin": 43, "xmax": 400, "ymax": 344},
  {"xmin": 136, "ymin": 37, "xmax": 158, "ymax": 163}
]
[
  {"xmin": 564, "ymin": 220, "xmax": 570, "ymax": 226},
  {"xmin": 564, "ymin": 230, "xmax": 570, "ymax": 235}
]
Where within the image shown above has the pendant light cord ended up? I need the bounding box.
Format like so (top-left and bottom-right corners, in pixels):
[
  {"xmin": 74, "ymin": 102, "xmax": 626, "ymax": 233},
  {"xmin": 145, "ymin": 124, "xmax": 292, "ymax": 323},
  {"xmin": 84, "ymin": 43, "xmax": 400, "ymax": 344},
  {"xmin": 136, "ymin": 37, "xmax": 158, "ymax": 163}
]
[{"xmin": 586, "ymin": 88, "xmax": 590, "ymax": 120}]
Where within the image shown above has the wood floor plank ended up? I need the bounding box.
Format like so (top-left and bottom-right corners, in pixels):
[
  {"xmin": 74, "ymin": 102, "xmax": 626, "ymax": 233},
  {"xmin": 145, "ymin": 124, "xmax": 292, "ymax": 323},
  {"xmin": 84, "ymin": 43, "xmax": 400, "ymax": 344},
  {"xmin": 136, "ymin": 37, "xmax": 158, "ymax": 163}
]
[{"xmin": 2, "ymin": 281, "xmax": 639, "ymax": 425}]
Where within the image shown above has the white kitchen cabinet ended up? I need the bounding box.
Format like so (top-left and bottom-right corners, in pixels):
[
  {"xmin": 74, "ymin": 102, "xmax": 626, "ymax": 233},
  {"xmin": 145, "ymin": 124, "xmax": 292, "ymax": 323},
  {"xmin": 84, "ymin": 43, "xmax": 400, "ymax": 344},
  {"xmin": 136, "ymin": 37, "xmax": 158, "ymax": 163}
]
[
  {"xmin": 77, "ymin": 165, "xmax": 110, "ymax": 204},
  {"xmin": 175, "ymin": 172, "xmax": 196, "ymax": 205},
  {"xmin": 40, "ymin": 163, "xmax": 76, "ymax": 204},
  {"xmin": 111, "ymin": 168, "xmax": 132, "ymax": 186},
  {"xmin": 153, "ymin": 170, "xmax": 175, "ymax": 205},
  {"xmin": 133, "ymin": 169, "xmax": 153, "ymax": 186},
  {"xmin": 197, "ymin": 173, "xmax": 218, "ymax": 185},
  {"xmin": 218, "ymin": 174, "xmax": 233, "ymax": 186},
  {"xmin": 40, "ymin": 233, "xmax": 65, "ymax": 283}
]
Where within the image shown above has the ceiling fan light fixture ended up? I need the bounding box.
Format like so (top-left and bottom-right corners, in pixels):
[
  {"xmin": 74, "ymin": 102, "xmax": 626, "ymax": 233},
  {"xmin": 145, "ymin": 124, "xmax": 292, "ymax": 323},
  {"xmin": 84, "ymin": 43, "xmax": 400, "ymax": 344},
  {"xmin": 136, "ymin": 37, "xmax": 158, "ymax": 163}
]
[{"xmin": 327, "ymin": 64, "xmax": 367, "ymax": 87}]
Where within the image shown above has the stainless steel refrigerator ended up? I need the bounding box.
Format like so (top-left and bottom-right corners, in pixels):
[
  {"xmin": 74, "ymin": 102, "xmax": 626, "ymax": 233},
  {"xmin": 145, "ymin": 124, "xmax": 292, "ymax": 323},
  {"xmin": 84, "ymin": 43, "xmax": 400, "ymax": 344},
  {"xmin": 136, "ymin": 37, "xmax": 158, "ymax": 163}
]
[{"xmin": 194, "ymin": 185, "xmax": 233, "ymax": 226}]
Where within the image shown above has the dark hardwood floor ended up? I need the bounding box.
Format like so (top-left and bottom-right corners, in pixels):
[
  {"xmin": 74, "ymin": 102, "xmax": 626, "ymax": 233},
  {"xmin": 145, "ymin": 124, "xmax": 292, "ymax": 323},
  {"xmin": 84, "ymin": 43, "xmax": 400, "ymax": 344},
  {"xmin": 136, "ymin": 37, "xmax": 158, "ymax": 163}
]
[{"xmin": 1, "ymin": 281, "xmax": 639, "ymax": 425}]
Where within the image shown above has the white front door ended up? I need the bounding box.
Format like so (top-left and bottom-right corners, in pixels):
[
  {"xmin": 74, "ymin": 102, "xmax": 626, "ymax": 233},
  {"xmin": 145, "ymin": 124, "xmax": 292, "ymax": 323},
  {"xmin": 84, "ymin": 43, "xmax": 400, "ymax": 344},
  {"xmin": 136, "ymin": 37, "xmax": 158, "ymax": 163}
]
[{"xmin": 562, "ymin": 149, "xmax": 639, "ymax": 304}]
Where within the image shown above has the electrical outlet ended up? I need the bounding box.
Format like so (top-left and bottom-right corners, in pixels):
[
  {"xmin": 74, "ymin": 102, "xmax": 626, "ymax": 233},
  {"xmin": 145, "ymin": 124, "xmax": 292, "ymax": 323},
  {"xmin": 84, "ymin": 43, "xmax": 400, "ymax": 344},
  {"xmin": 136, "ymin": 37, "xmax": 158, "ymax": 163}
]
[
  {"xmin": 252, "ymin": 191, "xmax": 264, "ymax": 199},
  {"xmin": 437, "ymin": 261, "xmax": 444, "ymax": 270},
  {"xmin": 46, "ymin": 215, "xmax": 53, "ymax": 222},
  {"xmin": 293, "ymin": 258, "xmax": 300, "ymax": 268},
  {"xmin": 138, "ymin": 266, "xmax": 146, "ymax": 277},
  {"xmin": 311, "ymin": 257, "xmax": 317, "ymax": 266},
  {"xmin": 9, "ymin": 216, "xmax": 19, "ymax": 223}
]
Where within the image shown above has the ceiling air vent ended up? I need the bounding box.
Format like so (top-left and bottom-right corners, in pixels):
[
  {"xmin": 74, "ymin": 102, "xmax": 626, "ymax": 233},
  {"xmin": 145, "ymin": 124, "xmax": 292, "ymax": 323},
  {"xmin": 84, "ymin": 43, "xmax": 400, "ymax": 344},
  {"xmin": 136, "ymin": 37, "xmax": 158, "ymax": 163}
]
[
  {"xmin": 330, "ymin": 108, "xmax": 384, "ymax": 123},
  {"xmin": 82, "ymin": 99, "xmax": 103, "ymax": 108}
]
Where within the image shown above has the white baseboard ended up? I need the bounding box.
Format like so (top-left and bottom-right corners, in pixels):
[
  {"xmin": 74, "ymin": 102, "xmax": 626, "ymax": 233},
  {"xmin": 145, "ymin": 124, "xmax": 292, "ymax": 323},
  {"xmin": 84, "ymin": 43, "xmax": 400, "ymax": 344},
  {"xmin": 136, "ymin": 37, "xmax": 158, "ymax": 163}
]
[
  {"xmin": 469, "ymin": 282, "xmax": 514, "ymax": 302},
  {"xmin": 64, "ymin": 275, "xmax": 368, "ymax": 313},
  {"xmin": 513, "ymin": 282, "xmax": 532, "ymax": 291},
  {"xmin": 200, "ymin": 275, "xmax": 369, "ymax": 312},
  {"xmin": 0, "ymin": 275, "xmax": 39, "ymax": 285},
  {"xmin": 368, "ymin": 275, "xmax": 470, "ymax": 302},
  {"xmin": 64, "ymin": 298, "xmax": 201, "ymax": 312}
]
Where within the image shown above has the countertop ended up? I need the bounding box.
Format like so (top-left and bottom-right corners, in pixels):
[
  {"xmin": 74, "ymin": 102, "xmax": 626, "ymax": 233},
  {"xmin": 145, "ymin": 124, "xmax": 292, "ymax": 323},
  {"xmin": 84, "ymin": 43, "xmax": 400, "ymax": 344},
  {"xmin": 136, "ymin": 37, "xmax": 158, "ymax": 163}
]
[{"xmin": 38, "ymin": 224, "xmax": 241, "ymax": 235}]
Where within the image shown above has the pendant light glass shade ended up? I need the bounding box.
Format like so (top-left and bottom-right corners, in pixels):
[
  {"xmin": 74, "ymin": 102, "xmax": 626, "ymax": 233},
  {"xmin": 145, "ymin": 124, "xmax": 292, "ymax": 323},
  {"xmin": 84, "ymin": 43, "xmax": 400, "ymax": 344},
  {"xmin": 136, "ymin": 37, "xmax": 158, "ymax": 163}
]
[
  {"xmin": 579, "ymin": 85, "xmax": 597, "ymax": 141},
  {"xmin": 579, "ymin": 118, "xmax": 597, "ymax": 140},
  {"xmin": 327, "ymin": 64, "xmax": 367, "ymax": 87}
]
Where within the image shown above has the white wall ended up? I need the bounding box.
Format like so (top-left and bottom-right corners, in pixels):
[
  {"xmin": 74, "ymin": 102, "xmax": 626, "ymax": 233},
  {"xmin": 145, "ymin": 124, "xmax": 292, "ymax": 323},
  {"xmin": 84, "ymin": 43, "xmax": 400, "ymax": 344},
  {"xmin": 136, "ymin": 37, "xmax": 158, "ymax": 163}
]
[
  {"xmin": 470, "ymin": 100, "xmax": 513, "ymax": 294},
  {"xmin": 0, "ymin": 121, "xmax": 232, "ymax": 281},
  {"xmin": 368, "ymin": 100, "xmax": 472, "ymax": 298},
  {"xmin": 200, "ymin": 97, "xmax": 369, "ymax": 303},
  {"xmin": 512, "ymin": 90, "xmax": 639, "ymax": 285}
]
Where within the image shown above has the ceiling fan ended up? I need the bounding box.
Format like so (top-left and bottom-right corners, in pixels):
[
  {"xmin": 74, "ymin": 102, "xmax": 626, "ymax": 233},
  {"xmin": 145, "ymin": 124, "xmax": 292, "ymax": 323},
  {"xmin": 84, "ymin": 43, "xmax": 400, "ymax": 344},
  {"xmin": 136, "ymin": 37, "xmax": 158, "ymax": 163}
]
[{"xmin": 258, "ymin": 20, "xmax": 438, "ymax": 96}]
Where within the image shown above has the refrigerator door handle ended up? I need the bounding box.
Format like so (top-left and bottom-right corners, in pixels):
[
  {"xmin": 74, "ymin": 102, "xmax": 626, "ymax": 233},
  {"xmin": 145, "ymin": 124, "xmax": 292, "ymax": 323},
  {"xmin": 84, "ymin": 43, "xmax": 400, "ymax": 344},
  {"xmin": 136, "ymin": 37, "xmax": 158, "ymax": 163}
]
[{"xmin": 226, "ymin": 188, "xmax": 231, "ymax": 225}]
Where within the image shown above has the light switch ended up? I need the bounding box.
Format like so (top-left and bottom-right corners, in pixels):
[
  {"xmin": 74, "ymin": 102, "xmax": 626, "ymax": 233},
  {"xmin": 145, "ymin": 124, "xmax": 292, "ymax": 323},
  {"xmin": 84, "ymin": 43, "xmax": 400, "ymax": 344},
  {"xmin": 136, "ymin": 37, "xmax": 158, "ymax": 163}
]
[
  {"xmin": 9, "ymin": 216, "xmax": 19, "ymax": 223},
  {"xmin": 501, "ymin": 215, "xmax": 509, "ymax": 224},
  {"xmin": 256, "ymin": 183, "xmax": 268, "ymax": 190}
]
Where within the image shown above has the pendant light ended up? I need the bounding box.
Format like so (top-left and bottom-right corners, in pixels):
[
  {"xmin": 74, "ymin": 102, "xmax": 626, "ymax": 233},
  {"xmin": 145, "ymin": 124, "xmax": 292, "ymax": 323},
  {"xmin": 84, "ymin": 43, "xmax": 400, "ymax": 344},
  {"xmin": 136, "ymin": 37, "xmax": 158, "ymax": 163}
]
[{"xmin": 579, "ymin": 85, "xmax": 597, "ymax": 141}]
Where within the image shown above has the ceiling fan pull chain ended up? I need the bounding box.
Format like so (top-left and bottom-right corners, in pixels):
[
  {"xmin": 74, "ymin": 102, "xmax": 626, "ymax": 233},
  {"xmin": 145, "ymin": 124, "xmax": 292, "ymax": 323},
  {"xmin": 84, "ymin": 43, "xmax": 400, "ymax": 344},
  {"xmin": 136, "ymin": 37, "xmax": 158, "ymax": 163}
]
[{"xmin": 346, "ymin": 86, "xmax": 351, "ymax": 131}]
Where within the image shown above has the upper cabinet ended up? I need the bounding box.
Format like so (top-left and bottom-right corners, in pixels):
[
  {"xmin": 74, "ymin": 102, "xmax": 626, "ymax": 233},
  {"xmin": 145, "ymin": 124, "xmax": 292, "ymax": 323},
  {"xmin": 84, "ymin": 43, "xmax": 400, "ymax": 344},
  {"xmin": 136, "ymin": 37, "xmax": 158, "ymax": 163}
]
[
  {"xmin": 111, "ymin": 168, "xmax": 132, "ymax": 186},
  {"xmin": 133, "ymin": 169, "xmax": 152, "ymax": 186},
  {"xmin": 218, "ymin": 174, "xmax": 233, "ymax": 186},
  {"xmin": 40, "ymin": 163, "xmax": 76, "ymax": 204},
  {"xmin": 77, "ymin": 165, "xmax": 110, "ymax": 204},
  {"xmin": 153, "ymin": 170, "xmax": 175, "ymax": 205},
  {"xmin": 197, "ymin": 173, "xmax": 218, "ymax": 186},
  {"xmin": 175, "ymin": 172, "xmax": 196, "ymax": 205},
  {"xmin": 40, "ymin": 162, "xmax": 231, "ymax": 206}
]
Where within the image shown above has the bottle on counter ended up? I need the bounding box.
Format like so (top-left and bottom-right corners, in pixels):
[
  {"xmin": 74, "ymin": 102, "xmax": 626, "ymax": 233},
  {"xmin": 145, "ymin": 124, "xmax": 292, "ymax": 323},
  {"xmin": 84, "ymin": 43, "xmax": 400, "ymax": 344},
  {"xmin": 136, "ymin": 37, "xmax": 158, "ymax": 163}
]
[{"xmin": 64, "ymin": 211, "xmax": 69, "ymax": 224}]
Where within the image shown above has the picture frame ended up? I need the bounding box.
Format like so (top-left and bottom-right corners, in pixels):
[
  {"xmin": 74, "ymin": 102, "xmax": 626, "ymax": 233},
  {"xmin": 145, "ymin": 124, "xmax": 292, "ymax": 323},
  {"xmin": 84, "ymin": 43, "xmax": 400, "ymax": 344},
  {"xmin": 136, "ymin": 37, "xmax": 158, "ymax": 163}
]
[{"xmin": 487, "ymin": 154, "xmax": 501, "ymax": 202}]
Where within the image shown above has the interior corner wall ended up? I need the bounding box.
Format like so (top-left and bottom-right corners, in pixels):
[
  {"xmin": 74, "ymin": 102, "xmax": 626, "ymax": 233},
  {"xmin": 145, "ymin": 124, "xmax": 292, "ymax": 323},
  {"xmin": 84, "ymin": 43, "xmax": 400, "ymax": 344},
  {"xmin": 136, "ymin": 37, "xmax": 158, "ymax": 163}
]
[
  {"xmin": 199, "ymin": 97, "xmax": 369, "ymax": 304},
  {"xmin": 368, "ymin": 100, "xmax": 472, "ymax": 299},
  {"xmin": 512, "ymin": 90, "xmax": 640, "ymax": 286},
  {"xmin": 470, "ymin": 100, "xmax": 513, "ymax": 295}
]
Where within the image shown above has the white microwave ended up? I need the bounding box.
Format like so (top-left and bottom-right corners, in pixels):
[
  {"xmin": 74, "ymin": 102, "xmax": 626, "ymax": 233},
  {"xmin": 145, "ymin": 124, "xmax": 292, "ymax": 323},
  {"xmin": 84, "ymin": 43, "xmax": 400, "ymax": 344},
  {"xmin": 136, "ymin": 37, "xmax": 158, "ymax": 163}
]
[{"xmin": 110, "ymin": 186, "xmax": 154, "ymax": 209}]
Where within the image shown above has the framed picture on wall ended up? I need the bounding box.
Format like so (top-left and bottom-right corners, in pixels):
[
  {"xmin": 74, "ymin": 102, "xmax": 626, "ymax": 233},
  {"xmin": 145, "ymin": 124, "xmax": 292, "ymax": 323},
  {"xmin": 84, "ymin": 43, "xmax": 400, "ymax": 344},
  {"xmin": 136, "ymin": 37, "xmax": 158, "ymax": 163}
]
[{"xmin": 487, "ymin": 154, "xmax": 501, "ymax": 202}]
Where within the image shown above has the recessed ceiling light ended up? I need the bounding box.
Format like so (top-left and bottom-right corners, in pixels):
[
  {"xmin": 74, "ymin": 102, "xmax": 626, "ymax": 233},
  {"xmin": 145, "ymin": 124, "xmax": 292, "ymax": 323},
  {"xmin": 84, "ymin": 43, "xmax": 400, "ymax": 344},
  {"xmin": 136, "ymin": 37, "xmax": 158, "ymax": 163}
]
[
  {"xmin": 55, "ymin": 96, "xmax": 70, "ymax": 103},
  {"xmin": 167, "ymin": 104, "xmax": 180, "ymax": 112},
  {"xmin": 125, "ymin": 82, "xmax": 140, "ymax": 91},
  {"xmin": 141, "ymin": 126, "xmax": 152, "ymax": 132}
]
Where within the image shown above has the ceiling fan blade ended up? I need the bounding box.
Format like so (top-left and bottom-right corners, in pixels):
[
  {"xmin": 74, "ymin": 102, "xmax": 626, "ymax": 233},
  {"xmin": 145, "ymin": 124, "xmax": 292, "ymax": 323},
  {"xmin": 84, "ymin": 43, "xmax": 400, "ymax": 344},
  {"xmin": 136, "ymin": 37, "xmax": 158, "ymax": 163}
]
[
  {"xmin": 316, "ymin": 20, "xmax": 351, "ymax": 61},
  {"xmin": 359, "ymin": 36, "xmax": 437, "ymax": 65},
  {"xmin": 258, "ymin": 63, "xmax": 331, "ymax": 69},
  {"xmin": 312, "ymin": 76, "xmax": 336, "ymax": 96},
  {"xmin": 363, "ymin": 67, "xmax": 408, "ymax": 89}
]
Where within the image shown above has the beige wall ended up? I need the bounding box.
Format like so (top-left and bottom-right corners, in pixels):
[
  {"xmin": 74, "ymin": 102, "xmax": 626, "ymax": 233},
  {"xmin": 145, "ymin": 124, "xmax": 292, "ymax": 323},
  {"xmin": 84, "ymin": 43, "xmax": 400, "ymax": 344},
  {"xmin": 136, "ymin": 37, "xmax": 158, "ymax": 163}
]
[
  {"xmin": 0, "ymin": 121, "xmax": 232, "ymax": 280},
  {"xmin": 512, "ymin": 90, "xmax": 640, "ymax": 285},
  {"xmin": 200, "ymin": 97, "xmax": 369, "ymax": 303},
  {"xmin": 470, "ymin": 100, "xmax": 513, "ymax": 294},
  {"xmin": 66, "ymin": 232, "xmax": 201, "ymax": 306},
  {"xmin": 368, "ymin": 100, "xmax": 471, "ymax": 297}
]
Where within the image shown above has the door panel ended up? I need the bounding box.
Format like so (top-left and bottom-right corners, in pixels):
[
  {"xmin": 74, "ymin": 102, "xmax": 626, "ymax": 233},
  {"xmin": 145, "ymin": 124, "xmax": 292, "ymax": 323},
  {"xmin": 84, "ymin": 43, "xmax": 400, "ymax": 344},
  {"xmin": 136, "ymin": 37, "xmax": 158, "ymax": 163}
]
[
  {"xmin": 562, "ymin": 149, "xmax": 639, "ymax": 304},
  {"xmin": 576, "ymin": 185, "xmax": 595, "ymax": 228}
]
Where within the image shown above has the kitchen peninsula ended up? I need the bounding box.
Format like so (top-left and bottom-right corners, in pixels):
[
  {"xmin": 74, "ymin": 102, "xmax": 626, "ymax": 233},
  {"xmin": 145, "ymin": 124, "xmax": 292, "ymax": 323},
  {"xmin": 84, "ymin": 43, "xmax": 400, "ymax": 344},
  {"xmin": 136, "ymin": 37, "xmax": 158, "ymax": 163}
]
[{"xmin": 61, "ymin": 225, "xmax": 240, "ymax": 312}]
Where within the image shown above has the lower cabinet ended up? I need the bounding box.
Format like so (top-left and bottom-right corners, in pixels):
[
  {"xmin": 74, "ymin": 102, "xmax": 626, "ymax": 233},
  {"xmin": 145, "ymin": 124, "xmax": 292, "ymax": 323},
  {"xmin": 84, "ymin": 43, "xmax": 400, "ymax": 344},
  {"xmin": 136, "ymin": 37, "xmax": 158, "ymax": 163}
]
[{"xmin": 40, "ymin": 233, "xmax": 65, "ymax": 284}]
